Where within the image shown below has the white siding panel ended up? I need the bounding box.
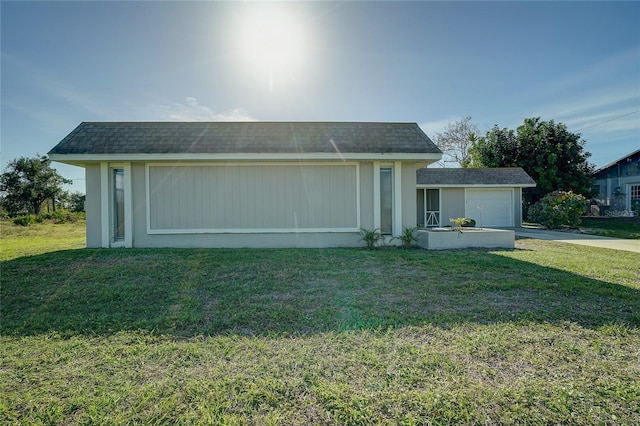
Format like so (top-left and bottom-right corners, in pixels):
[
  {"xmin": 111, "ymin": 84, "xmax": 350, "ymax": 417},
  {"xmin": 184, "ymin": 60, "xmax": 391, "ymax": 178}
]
[
  {"xmin": 147, "ymin": 164, "xmax": 359, "ymax": 232},
  {"xmin": 465, "ymin": 189, "xmax": 514, "ymax": 227}
]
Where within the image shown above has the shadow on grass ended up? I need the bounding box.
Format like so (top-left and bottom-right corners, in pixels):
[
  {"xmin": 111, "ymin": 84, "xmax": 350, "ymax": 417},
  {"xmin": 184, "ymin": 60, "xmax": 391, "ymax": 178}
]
[{"xmin": 2, "ymin": 246, "xmax": 639, "ymax": 337}]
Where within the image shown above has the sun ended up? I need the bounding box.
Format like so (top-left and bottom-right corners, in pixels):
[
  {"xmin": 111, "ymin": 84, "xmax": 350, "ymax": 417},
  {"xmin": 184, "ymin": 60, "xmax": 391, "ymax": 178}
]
[{"xmin": 237, "ymin": 5, "xmax": 309, "ymax": 90}]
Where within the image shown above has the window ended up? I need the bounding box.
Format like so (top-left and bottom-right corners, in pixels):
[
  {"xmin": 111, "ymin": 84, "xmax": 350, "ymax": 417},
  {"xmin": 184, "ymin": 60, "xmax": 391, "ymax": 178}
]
[
  {"xmin": 113, "ymin": 169, "xmax": 125, "ymax": 241},
  {"xmin": 592, "ymin": 185, "xmax": 601, "ymax": 197},
  {"xmin": 380, "ymin": 168, "xmax": 393, "ymax": 234},
  {"xmin": 631, "ymin": 185, "xmax": 640, "ymax": 215}
]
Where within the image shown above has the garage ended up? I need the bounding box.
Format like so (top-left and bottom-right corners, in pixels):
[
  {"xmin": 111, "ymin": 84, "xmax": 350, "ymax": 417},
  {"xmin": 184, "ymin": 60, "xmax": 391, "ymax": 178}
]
[
  {"xmin": 417, "ymin": 168, "xmax": 536, "ymax": 228},
  {"xmin": 465, "ymin": 189, "xmax": 514, "ymax": 227}
]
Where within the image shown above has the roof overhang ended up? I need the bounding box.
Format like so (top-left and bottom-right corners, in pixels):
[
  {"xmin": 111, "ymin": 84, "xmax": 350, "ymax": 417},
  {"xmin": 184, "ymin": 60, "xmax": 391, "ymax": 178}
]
[
  {"xmin": 49, "ymin": 152, "xmax": 442, "ymax": 167},
  {"xmin": 417, "ymin": 183, "xmax": 536, "ymax": 188}
]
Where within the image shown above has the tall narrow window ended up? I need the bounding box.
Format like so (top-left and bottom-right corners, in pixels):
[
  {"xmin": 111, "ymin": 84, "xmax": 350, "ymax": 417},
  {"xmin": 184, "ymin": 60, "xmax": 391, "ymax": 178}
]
[
  {"xmin": 380, "ymin": 168, "xmax": 393, "ymax": 234},
  {"xmin": 113, "ymin": 169, "xmax": 125, "ymax": 241}
]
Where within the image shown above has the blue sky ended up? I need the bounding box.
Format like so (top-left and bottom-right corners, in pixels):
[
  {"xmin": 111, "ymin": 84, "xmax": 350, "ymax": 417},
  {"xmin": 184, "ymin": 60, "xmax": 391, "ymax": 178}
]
[{"xmin": 2, "ymin": 1, "xmax": 639, "ymax": 193}]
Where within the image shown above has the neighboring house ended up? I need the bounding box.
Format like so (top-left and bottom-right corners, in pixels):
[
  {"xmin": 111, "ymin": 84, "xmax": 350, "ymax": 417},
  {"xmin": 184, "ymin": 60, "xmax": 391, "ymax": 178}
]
[
  {"xmin": 48, "ymin": 122, "xmax": 442, "ymax": 248},
  {"xmin": 592, "ymin": 149, "xmax": 640, "ymax": 216},
  {"xmin": 416, "ymin": 168, "xmax": 536, "ymax": 228}
]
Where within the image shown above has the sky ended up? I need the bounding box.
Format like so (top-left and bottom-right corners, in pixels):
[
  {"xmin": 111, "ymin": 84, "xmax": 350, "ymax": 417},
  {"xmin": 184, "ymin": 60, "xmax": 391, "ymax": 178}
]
[{"xmin": 2, "ymin": 0, "xmax": 639, "ymax": 194}]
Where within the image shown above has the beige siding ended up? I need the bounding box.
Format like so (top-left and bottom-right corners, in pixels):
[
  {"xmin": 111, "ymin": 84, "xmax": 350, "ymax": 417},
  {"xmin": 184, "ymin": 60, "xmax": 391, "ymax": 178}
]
[
  {"xmin": 85, "ymin": 164, "xmax": 102, "ymax": 248},
  {"xmin": 147, "ymin": 164, "xmax": 359, "ymax": 232},
  {"xmin": 440, "ymin": 188, "xmax": 465, "ymax": 223},
  {"xmin": 401, "ymin": 164, "xmax": 418, "ymax": 228},
  {"xmin": 514, "ymin": 188, "xmax": 523, "ymax": 227},
  {"xmin": 358, "ymin": 162, "xmax": 374, "ymax": 230}
]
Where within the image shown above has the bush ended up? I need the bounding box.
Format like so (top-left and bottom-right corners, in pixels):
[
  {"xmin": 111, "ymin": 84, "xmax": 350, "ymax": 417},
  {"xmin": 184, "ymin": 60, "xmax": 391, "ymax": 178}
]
[
  {"xmin": 40, "ymin": 211, "xmax": 84, "ymax": 224},
  {"xmin": 359, "ymin": 228, "xmax": 383, "ymax": 250},
  {"xmin": 528, "ymin": 191, "xmax": 588, "ymax": 229},
  {"xmin": 395, "ymin": 226, "xmax": 419, "ymax": 249},
  {"xmin": 13, "ymin": 214, "xmax": 34, "ymax": 226}
]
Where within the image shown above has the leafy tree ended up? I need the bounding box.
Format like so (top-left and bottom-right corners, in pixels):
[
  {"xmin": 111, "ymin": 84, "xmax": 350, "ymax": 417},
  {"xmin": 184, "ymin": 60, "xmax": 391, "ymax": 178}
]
[
  {"xmin": 434, "ymin": 116, "xmax": 479, "ymax": 167},
  {"xmin": 68, "ymin": 191, "xmax": 86, "ymax": 213},
  {"xmin": 0, "ymin": 155, "xmax": 71, "ymax": 216},
  {"xmin": 470, "ymin": 117, "xmax": 595, "ymax": 207}
]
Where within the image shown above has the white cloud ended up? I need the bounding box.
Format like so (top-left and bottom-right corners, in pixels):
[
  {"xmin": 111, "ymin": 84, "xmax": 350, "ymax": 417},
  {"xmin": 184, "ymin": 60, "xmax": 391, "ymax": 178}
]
[
  {"xmin": 159, "ymin": 97, "xmax": 257, "ymax": 122},
  {"xmin": 419, "ymin": 116, "xmax": 461, "ymax": 139}
]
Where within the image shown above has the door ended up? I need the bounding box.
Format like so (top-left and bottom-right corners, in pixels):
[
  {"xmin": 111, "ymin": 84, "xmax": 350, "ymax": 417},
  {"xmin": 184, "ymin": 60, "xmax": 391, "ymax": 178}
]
[{"xmin": 465, "ymin": 189, "xmax": 514, "ymax": 227}]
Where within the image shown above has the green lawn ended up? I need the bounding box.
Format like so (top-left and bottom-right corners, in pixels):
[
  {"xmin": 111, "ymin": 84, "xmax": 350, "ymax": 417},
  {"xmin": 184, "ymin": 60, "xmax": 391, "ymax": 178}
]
[
  {"xmin": 579, "ymin": 216, "xmax": 640, "ymax": 239},
  {"xmin": 2, "ymin": 221, "xmax": 639, "ymax": 424}
]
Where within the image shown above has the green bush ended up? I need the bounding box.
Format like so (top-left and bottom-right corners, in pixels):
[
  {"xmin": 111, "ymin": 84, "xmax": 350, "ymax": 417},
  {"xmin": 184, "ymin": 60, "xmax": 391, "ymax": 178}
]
[
  {"xmin": 395, "ymin": 226, "xmax": 419, "ymax": 249},
  {"xmin": 528, "ymin": 191, "xmax": 588, "ymax": 229},
  {"xmin": 40, "ymin": 211, "xmax": 84, "ymax": 224},
  {"xmin": 359, "ymin": 228, "xmax": 383, "ymax": 250},
  {"xmin": 13, "ymin": 214, "xmax": 34, "ymax": 226}
]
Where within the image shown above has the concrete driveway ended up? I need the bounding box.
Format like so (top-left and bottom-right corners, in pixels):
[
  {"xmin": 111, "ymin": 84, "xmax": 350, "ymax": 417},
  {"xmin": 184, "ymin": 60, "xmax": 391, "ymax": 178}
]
[{"xmin": 515, "ymin": 228, "xmax": 640, "ymax": 253}]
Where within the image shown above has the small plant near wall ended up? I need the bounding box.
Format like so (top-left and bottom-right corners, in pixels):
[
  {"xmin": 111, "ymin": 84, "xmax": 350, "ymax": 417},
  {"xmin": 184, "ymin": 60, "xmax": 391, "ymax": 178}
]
[
  {"xmin": 359, "ymin": 228, "xmax": 383, "ymax": 250},
  {"xmin": 449, "ymin": 217, "xmax": 475, "ymax": 234},
  {"xmin": 395, "ymin": 226, "xmax": 419, "ymax": 249}
]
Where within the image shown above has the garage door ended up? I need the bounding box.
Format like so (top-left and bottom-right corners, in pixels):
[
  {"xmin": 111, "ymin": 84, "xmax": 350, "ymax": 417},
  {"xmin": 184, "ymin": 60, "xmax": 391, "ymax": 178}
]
[{"xmin": 465, "ymin": 189, "xmax": 514, "ymax": 227}]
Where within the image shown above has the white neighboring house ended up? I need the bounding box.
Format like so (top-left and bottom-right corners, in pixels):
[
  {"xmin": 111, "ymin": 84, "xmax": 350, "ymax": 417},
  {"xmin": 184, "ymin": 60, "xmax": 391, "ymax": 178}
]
[
  {"xmin": 416, "ymin": 168, "xmax": 536, "ymax": 228},
  {"xmin": 49, "ymin": 121, "xmax": 442, "ymax": 248}
]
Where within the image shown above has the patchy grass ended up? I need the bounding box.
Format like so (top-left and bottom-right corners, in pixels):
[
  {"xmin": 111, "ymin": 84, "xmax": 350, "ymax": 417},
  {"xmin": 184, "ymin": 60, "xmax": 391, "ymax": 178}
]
[
  {"xmin": 579, "ymin": 216, "xmax": 640, "ymax": 239},
  {"xmin": 0, "ymin": 219, "xmax": 85, "ymax": 261},
  {"xmin": 2, "ymin": 223, "xmax": 639, "ymax": 424}
]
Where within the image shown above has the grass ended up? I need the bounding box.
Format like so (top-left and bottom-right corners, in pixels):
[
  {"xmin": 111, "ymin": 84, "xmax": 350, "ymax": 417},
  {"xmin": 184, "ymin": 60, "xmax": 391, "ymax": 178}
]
[
  {"xmin": 2, "ymin": 221, "xmax": 639, "ymax": 424},
  {"xmin": 0, "ymin": 219, "xmax": 86, "ymax": 261},
  {"xmin": 579, "ymin": 216, "xmax": 640, "ymax": 239}
]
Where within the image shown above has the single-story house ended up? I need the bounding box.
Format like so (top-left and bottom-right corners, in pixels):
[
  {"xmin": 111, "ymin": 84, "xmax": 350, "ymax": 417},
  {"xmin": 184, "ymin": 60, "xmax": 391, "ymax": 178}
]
[
  {"xmin": 591, "ymin": 149, "xmax": 640, "ymax": 215},
  {"xmin": 416, "ymin": 168, "xmax": 536, "ymax": 228},
  {"xmin": 49, "ymin": 121, "xmax": 443, "ymax": 248}
]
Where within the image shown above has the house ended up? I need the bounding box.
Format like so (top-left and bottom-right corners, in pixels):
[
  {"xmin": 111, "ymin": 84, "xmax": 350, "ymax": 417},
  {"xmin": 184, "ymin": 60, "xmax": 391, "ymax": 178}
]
[
  {"xmin": 416, "ymin": 168, "xmax": 536, "ymax": 228},
  {"xmin": 591, "ymin": 149, "xmax": 640, "ymax": 216},
  {"xmin": 48, "ymin": 122, "xmax": 442, "ymax": 248}
]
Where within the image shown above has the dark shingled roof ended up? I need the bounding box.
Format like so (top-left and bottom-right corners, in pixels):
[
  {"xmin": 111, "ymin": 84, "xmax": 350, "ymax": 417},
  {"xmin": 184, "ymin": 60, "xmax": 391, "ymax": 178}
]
[
  {"xmin": 417, "ymin": 168, "xmax": 536, "ymax": 186},
  {"xmin": 49, "ymin": 122, "xmax": 441, "ymax": 155}
]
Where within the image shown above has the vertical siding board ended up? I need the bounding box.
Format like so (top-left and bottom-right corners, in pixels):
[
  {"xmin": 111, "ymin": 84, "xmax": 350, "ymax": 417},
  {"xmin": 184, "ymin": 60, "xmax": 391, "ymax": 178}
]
[{"xmin": 147, "ymin": 164, "xmax": 359, "ymax": 231}]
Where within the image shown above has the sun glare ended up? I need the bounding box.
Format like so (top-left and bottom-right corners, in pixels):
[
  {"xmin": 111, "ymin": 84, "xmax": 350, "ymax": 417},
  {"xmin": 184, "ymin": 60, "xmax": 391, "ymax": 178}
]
[{"xmin": 237, "ymin": 5, "xmax": 309, "ymax": 90}]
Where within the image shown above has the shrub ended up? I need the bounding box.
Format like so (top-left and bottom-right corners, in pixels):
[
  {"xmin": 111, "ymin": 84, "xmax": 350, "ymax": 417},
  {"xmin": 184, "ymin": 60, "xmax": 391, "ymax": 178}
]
[
  {"xmin": 359, "ymin": 228, "xmax": 383, "ymax": 250},
  {"xmin": 528, "ymin": 190, "xmax": 588, "ymax": 229},
  {"xmin": 13, "ymin": 214, "xmax": 34, "ymax": 226},
  {"xmin": 395, "ymin": 226, "xmax": 419, "ymax": 249},
  {"xmin": 449, "ymin": 218, "xmax": 475, "ymax": 233},
  {"xmin": 40, "ymin": 211, "xmax": 84, "ymax": 224}
]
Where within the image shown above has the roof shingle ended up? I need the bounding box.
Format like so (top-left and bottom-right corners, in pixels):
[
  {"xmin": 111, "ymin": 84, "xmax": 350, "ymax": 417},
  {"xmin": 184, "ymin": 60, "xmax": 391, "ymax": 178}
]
[
  {"xmin": 417, "ymin": 168, "xmax": 536, "ymax": 186},
  {"xmin": 49, "ymin": 122, "xmax": 441, "ymax": 155}
]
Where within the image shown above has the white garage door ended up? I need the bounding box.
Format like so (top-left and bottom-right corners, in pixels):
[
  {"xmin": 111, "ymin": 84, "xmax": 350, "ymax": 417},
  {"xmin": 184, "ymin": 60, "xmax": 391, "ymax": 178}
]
[{"xmin": 465, "ymin": 189, "xmax": 514, "ymax": 227}]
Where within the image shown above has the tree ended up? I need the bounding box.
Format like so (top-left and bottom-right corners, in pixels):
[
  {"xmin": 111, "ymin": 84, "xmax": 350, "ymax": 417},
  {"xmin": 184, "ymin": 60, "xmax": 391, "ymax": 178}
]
[
  {"xmin": 0, "ymin": 155, "xmax": 72, "ymax": 216},
  {"xmin": 470, "ymin": 117, "xmax": 595, "ymax": 207},
  {"xmin": 433, "ymin": 116, "xmax": 480, "ymax": 167},
  {"xmin": 68, "ymin": 191, "xmax": 86, "ymax": 213}
]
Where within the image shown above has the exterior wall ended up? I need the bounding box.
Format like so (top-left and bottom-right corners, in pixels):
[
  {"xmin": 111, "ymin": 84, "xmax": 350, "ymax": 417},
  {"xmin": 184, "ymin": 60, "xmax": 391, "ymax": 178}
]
[
  {"xmin": 418, "ymin": 186, "xmax": 524, "ymax": 228},
  {"xmin": 86, "ymin": 159, "xmax": 423, "ymax": 248},
  {"xmin": 85, "ymin": 164, "xmax": 102, "ymax": 248},
  {"xmin": 593, "ymin": 156, "xmax": 640, "ymax": 212},
  {"xmin": 359, "ymin": 162, "xmax": 374, "ymax": 230},
  {"xmin": 146, "ymin": 163, "xmax": 359, "ymax": 232},
  {"xmin": 401, "ymin": 164, "xmax": 418, "ymax": 229},
  {"xmin": 440, "ymin": 188, "xmax": 465, "ymax": 225}
]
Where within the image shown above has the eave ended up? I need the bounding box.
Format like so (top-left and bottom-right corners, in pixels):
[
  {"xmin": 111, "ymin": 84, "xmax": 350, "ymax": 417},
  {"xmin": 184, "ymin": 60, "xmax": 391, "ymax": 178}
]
[{"xmin": 48, "ymin": 152, "xmax": 442, "ymax": 167}]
